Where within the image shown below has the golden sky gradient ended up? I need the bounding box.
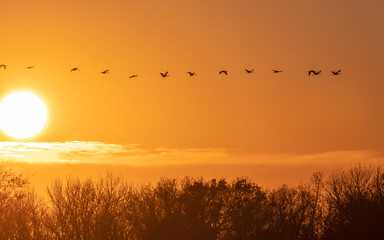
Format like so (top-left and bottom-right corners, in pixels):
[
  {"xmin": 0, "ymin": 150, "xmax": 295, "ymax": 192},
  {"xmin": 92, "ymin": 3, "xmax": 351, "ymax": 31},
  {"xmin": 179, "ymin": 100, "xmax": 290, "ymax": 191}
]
[{"xmin": 1, "ymin": 0, "xmax": 384, "ymax": 190}]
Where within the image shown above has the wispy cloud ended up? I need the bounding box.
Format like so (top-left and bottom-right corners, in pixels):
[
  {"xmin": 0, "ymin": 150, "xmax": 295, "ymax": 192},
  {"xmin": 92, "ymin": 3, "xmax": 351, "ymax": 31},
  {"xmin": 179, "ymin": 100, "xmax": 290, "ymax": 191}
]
[
  {"xmin": 0, "ymin": 141, "xmax": 383, "ymax": 168},
  {"xmin": 0, "ymin": 141, "xmax": 227, "ymax": 165}
]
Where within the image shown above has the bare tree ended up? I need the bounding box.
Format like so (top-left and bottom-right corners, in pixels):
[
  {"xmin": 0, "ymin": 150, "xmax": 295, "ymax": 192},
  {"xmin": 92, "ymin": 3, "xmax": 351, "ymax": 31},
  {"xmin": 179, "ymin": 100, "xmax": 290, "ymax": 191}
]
[
  {"xmin": 0, "ymin": 166, "xmax": 45, "ymax": 240},
  {"xmin": 324, "ymin": 165, "xmax": 384, "ymax": 240}
]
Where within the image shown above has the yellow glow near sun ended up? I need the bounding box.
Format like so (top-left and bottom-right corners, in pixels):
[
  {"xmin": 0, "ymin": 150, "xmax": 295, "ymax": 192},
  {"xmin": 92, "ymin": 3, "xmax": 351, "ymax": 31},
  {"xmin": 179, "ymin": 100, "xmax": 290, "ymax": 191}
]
[{"xmin": 0, "ymin": 92, "xmax": 47, "ymax": 139}]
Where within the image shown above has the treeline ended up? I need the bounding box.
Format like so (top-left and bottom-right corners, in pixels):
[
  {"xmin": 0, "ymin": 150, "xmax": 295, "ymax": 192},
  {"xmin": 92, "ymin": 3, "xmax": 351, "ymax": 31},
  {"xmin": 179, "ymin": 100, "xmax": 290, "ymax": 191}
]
[{"xmin": 0, "ymin": 165, "xmax": 383, "ymax": 240}]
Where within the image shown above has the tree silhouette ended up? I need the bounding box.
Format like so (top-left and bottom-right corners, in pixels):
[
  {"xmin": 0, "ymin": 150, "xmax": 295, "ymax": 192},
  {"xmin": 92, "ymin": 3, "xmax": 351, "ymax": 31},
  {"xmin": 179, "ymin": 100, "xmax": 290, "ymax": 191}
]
[
  {"xmin": 323, "ymin": 165, "xmax": 384, "ymax": 240},
  {"xmin": 0, "ymin": 167, "xmax": 46, "ymax": 239},
  {"xmin": 0, "ymin": 165, "xmax": 383, "ymax": 239}
]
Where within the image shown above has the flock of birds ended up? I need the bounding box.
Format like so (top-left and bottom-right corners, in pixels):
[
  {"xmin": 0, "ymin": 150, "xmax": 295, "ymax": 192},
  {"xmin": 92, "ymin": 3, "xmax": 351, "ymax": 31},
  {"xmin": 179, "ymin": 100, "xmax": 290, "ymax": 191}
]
[{"xmin": 0, "ymin": 64, "xmax": 342, "ymax": 77}]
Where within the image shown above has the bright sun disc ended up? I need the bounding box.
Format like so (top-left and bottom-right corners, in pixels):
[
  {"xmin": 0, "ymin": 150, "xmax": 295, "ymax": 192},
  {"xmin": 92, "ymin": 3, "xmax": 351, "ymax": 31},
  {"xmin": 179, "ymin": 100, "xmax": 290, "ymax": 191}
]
[{"xmin": 0, "ymin": 92, "xmax": 47, "ymax": 139}]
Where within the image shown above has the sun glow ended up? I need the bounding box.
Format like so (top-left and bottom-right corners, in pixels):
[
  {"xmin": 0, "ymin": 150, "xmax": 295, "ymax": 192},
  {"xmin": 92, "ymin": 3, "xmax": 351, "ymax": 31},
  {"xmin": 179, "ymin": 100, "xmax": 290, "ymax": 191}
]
[{"xmin": 0, "ymin": 92, "xmax": 47, "ymax": 139}]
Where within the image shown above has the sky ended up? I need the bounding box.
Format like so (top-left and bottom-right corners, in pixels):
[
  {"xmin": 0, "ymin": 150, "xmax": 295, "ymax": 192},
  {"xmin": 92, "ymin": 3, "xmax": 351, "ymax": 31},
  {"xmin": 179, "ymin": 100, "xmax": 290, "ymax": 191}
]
[{"xmin": 1, "ymin": 0, "xmax": 384, "ymax": 191}]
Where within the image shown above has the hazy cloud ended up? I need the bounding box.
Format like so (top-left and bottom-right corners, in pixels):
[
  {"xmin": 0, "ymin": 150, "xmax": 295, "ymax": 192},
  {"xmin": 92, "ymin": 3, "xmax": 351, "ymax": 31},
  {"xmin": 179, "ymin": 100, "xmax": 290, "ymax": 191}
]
[
  {"xmin": 0, "ymin": 141, "xmax": 383, "ymax": 168},
  {"xmin": 2, "ymin": 141, "xmax": 384, "ymax": 194}
]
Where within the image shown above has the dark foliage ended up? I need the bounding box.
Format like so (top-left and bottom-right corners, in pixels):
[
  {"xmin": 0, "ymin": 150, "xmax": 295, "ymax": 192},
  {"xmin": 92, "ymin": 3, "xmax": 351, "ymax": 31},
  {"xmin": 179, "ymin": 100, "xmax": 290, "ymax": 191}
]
[{"xmin": 0, "ymin": 165, "xmax": 383, "ymax": 240}]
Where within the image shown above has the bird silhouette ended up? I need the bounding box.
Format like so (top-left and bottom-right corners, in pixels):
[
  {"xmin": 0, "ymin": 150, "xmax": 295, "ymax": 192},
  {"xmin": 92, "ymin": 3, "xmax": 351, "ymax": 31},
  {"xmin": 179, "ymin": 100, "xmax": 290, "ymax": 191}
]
[
  {"xmin": 332, "ymin": 70, "xmax": 342, "ymax": 75},
  {"xmin": 0, "ymin": 64, "xmax": 7, "ymax": 69},
  {"xmin": 308, "ymin": 70, "xmax": 321, "ymax": 76},
  {"xmin": 101, "ymin": 70, "xmax": 110, "ymax": 74},
  {"xmin": 160, "ymin": 72, "xmax": 169, "ymax": 78},
  {"xmin": 129, "ymin": 74, "xmax": 138, "ymax": 78},
  {"xmin": 187, "ymin": 72, "xmax": 196, "ymax": 76},
  {"xmin": 219, "ymin": 70, "xmax": 228, "ymax": 75},
  {"xmin": 245, "ymin": 69, "xmax": 254, "ymax": 73},
  {"xmin": 272, "ymin": 70, "xmax": 283, "ymax": 73},
  {"xmin": 26, "ymin": 66, "xmax": 34, "ymax": 69},
  {"xmin": 70, "ymin": 67, "xmax": 79, "ymax": 72}
]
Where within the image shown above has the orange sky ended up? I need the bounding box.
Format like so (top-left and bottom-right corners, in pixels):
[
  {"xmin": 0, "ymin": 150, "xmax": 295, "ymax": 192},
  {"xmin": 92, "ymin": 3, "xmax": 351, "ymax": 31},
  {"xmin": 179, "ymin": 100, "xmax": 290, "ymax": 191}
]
[{"xmin": 1, "ymin": 0, "xmax": 384, "ymax": 189}]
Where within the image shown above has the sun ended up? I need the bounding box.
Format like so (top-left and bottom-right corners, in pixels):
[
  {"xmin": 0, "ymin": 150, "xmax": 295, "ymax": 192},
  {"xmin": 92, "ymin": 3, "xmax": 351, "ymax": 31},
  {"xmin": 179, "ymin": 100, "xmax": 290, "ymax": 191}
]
[{"xmin": 0, "ymin": 92, "xmax": 48, "ymax": 139}]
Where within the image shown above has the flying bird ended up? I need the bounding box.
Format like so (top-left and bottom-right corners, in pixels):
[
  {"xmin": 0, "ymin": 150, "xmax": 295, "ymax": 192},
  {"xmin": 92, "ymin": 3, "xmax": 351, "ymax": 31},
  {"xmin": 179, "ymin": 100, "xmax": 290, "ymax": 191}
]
[
  {"xmin": 272, "ymin": 70, "xmax": 283, "ymax": 73},
  {"xmin": 187, "ymin": 72, "xmax": 196, "ymax": 76},
  {"xmin": 308, "ymin": 70, "xmax": 321, "ymax": 76},
  {"xmin": 245, "ymin": 69, "xmax": 254, "ymax": 73},
  {"xmin": 26, "ymin": 66, "xmax": 34, "ymax": 69},
  {"xmin": 219, "ymin": 70, "xmax": 228, "ymax": 75},
  {"xmin": 70, "ymin": 67, "xmax": 79, "ymax": 72},
  {"xmin": 0, "ymin": 64, "xmax": 7, "ymax": 69},
  {"xmin": 160, "ymin": 72, "xmax": 169, "ymax": 78},
  {"xmin": 101, "ymin": 70, "xmax": 110, "ymax": 74},
  {"xmin": 129, "ymin": 74, "xmax": 138, "ymax": 78},
  {"xmin": 332, "ymin": 70, "xmax": 342, "ymax": 75}
]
